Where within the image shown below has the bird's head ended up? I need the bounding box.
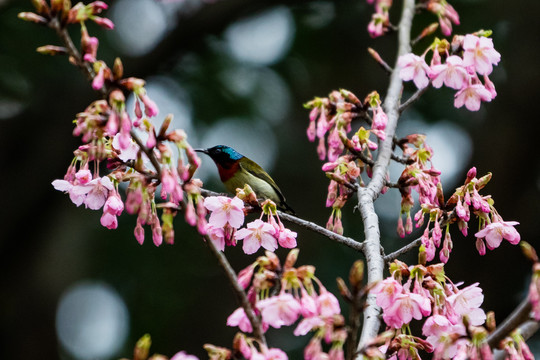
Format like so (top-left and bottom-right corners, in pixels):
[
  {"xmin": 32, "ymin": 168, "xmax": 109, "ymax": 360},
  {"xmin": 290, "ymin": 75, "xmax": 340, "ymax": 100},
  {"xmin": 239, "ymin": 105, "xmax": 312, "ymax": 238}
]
[{"xmin": 195, "ymin": 145, "xmax": 244, "ymax": 167}]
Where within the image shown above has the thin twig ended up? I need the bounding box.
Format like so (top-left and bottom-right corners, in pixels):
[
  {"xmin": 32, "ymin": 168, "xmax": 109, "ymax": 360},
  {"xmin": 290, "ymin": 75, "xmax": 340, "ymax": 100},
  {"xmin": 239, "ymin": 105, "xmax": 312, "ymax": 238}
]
[
  {"xmin": 356, "ymin": 0, "xmax": 416, "ymax": 353},
  {"xmin": 399, "ymin": 86, "xmax": 429, "ymax": 113},
  {"xmin": 278, "ymin": 212, "xmax": 364, "ymax": 252},
  {"xmin": 130, "ymin": 130, "xmax": 163, "ymax": 179},
  {"xmin": 384, "ymin": 237, "xmax": 422, "ymax": 263},
  {"xmin": 204, "ymin": 234, "xmax": 267, "ymax": 346}
]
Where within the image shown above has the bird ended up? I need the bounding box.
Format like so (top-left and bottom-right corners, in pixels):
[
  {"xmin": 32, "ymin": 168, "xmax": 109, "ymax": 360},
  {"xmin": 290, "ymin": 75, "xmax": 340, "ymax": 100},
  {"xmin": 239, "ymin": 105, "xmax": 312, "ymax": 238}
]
[{"xmin": 195, "ymin": 145, "xmax": 295, "ymax": 215}]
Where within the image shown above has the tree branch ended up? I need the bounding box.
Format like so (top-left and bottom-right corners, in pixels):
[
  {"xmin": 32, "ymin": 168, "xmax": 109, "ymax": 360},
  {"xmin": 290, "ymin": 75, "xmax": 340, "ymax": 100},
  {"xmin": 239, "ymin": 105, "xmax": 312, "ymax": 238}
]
[
  {"xmin": 487, "ymin": 297, "xmax": 534, "ymax": 348},
  {"xmin": 204, "ymin": 234, "xmax": 267, "ymax": 346},
  {"xmin": 278, "ymin": 212, "xmax": 365, "ymax": 252},
  {"xmin": 356, "ymin": 0, "xmax": 416, "ymax": 353}
]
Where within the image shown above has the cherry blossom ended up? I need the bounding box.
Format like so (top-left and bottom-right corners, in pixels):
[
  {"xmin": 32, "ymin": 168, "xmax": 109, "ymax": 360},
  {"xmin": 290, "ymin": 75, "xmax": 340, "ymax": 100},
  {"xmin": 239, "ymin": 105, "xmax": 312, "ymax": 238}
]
[
  {"xmin": 257, "ymin": 292, "xmax": 302, "ymax": 328},
  {"xmin": 235, "ymin": 219, "xmax": 277, "ymax": 254},
  {"xmin": 430, "ymin": 55, "xmax": 469, "ymax": 90},
  {"xmin": 226, "ymin": 307, "xmax": 253, "ymax": 333},
  {"xmin": 475, "ymin": 221, "xmax": 520, "ymax": 250},
  {"xmin": 462, "ymin": 34, "xmax": 501, "ymax": 75},
  {"xmin": 398, "ymin": 53, "xmax": 431, "ymax": 89},
  {"xmin": 454, "ymin": 83, "xmax": 492, "ymax": 111},
  {"xmin": 204, "ymin": 196, "xmax": 245, "ymax": 229},
  {"xmin": 382, "ymin": 292, "xmax": 431, "ymax": 328},
  {"xmin": 446, "ymin": 283, "xmax": 486, "ymax": 326}
]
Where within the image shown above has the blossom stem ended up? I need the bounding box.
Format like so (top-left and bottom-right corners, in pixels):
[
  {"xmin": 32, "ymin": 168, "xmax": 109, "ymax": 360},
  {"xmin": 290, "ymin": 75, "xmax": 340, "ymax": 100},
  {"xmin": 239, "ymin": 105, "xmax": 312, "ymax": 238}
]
[
  {"xmin": 47, "ymin": 17, "xmax": 106, "ymax": 97},
  {"xmin": 355, "ymin": 0, "xmax": 416, "ymax": 354},
  {"xmin": 203, "ymin": 234, "xmax": 267, "ymax": 346}
]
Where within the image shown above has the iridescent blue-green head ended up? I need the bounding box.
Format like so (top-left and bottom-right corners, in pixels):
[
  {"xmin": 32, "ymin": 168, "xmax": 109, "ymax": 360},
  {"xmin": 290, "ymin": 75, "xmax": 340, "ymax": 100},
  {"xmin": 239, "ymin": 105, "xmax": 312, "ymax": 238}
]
[{"xmin": 195, "ymin": 145, "xmax": 244, "ymax": 168}]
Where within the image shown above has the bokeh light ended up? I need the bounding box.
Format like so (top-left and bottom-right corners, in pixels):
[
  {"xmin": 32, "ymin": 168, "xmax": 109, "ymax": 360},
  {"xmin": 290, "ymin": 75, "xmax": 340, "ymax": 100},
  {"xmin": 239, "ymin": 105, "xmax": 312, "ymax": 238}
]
[{"xmin": 56, "ymin": 281, "xmax": 129, "ymax": 360}]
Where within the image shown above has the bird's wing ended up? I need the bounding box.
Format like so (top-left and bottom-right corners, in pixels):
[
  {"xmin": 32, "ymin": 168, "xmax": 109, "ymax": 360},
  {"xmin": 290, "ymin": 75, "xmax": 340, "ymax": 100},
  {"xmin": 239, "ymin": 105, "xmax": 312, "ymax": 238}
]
[{"xmin": 239, "ymin": 157, "xmax": 287, "ymax": 203}]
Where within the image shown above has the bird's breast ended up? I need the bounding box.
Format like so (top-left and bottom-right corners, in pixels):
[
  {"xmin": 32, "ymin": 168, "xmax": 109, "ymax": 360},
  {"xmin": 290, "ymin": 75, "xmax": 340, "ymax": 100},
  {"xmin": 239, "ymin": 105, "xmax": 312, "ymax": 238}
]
[{"xmin": 216, "ymin": 162, "xmax": 240, "ymax": 182}]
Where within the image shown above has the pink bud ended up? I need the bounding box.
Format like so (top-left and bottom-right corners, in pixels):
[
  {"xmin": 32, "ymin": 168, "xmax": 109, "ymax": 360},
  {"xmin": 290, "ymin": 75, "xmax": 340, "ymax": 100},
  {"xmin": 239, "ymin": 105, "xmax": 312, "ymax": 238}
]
[
  {"xmin": 100, "ymin": 212, "xmax": 118, "ymax": 230},
  {"xmin": 152, "ymin": 220, "xmax": 163, "ymax": 246},
  {"xmin": 134, "ymin": 100, "xmax": 143, "ymax": 119},
  {"xmin": 92, "ymin": 66, "xmax": 105, "ymax": 90},
  {"xmin": 397, "ymin": 217, "xmax": 405, "ymax": 238},
  {"xmin": 134, "ymin": 222, "xmax": 145, "ymax": 244},
  {"xmin": 93, "ymin": 16, "xmax": 114, "ymax": 30}
]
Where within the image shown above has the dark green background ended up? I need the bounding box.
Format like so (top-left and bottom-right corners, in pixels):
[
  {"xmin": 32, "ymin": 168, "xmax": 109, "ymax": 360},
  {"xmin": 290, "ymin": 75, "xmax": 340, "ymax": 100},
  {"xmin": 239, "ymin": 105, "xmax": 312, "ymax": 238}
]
[{"xmin": 1, "ymin": 0, "xmax": 538, "ymax": 359}]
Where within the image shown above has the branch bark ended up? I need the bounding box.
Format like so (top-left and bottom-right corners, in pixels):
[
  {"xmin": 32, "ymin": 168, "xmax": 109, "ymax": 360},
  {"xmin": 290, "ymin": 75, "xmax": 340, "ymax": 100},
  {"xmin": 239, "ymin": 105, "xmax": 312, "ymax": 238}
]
[
  {"xmin": 204, "ymin": 234, "xmax": 267, "ymax": 346},
  {"xmin": 356, "ymin": 0, "xmax": 416, "ymax": 353}
]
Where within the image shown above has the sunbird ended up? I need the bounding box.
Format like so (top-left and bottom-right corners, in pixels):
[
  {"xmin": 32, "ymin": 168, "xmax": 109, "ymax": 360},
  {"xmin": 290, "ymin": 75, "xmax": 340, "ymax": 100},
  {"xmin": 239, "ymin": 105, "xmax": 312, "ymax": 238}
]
[{"xmin": 195, "ymin": 145, "xmax": 295, "ymax": 214}]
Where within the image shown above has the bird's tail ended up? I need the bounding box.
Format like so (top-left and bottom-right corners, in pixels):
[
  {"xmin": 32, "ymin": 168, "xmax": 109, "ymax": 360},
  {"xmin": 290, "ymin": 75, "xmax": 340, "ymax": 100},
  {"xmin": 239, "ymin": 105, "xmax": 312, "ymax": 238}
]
[{"xmin": 279, "ymin": 201, "xmax": 296, "ymax": 216}]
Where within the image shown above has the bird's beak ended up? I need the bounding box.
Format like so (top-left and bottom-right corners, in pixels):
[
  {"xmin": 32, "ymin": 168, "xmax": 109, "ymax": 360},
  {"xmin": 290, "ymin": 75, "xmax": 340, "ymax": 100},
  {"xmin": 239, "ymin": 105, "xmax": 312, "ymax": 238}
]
[{"xmin": 194, "ymin": 148, "xmax": 208, "ymax": 154}]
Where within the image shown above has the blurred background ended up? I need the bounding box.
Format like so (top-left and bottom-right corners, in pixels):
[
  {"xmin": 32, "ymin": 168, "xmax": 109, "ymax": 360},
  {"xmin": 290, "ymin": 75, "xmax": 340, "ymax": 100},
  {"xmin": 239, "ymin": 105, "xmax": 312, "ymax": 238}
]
[{"xmin": 1, "ymin": 0, "xmax": 539, "ymax": 358}]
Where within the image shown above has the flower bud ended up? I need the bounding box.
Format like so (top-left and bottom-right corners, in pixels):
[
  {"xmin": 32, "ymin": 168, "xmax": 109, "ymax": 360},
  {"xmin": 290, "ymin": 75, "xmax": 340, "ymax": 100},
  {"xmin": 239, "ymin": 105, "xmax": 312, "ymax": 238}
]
[
  {"xmin": 31, "ymin": 0, "xmax": 49, "ymax": 14},
  {"xmin": 113, "ymin": 57, "xmax": 123, "ymax": 80},
  {"xmin": 50, "ymin": 0, "xmax": 63, "ymax": 13},
  {"xmin": 349, "ymin": 260, "xmax": 364, "ymax": 289},
  {"xmin": 284, "ymin": 248, "xmax": 299, "ymax": 269},
  {"xmin": 18, "ymin": 12, "xmax": 48, "ymax": 24},
  {"xmin": 134, "ymin": 334, "xmax": 151, "ymax": 360},
  {"xmin": 336, "ymin": 277, "xmax": 352, "ymax": 300},
  {"xmin": 36, "ymin": 45, "xmax": 67, "ymax": 55},
  {"xmin": 520, "ymin": 241, "xmax": 539, "ymax": 263}
]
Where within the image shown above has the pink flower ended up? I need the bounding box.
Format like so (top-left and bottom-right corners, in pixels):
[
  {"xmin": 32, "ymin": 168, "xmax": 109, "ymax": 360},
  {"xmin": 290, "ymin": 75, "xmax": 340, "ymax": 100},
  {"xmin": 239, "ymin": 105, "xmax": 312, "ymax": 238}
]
[
  {"xmin": 398, "ymin": 53, "xmax": 431, "ymax": 89},
  {"xmin": 75, "ymin": 169, "xmax": 92, "ymax": 185},
  {"xmin": 227, "ymin": 307, "xmax": 253, "ymax": 333},
  {"xmin": 170, "ymin": 351, "xmax": 199, "ymax": 360},
  {"xmin": 235, "ymin": 219, "xmax": 277, "ymax": 255},
  {"xmin": 277, "ymin": 227, "xmax": 297, "ymax": 248},
  {"xmin": 299, "ymin": 288, "xmax": 318, "ymax": 317},
  {"xmin": 52, "ymin": 179, "xmax": 86, "ymax": 206},
  {"xmin": 382, "ymin": 292, "xmax": 431, "ymax": 328},
  {"xmin": 104, "ymin": 192, "xmax": 124, "ymax": 216},
  {"xmin": 204, "ymin": 196, "xmax": 245, "ymax": 229},
  {"xmin": 317, "ymin": 290, "xmax": 341, "ymax": 317},
  {"xmin": 372, "ymin": 278, "xmax": 403, "ymax": 310},
  {"xmin": 422, "ymin": 315, "xmax": 466, "ymax": 359},
  {"xmin": 430, "ymin": 55, "xmax": 469, "ymax": 90},
  {"xmin": 265, "ymin": 348, "xmax": 288, "ymax": 360},
  {"xmin": 462, "ymin": 34, "xmax": 501, "ymax": 75},
  {"xmin": 112, "ymin": 133, "xmax": 139, "ymax": 161},
  {"xmin": 206, "ymin": 224, "xmax": 226, "ymax": 251},
  {"xmin": 257, "ymin": 293, "xmax": 302, "ymax": 328},
  {"xmin": 100, "ymin": 212, "xmax": 118, "ymax": 229},
  {"xmin": 446, "ymin": 283, "xmax": 486, "ymax": 326},
  {"xmin": 82, "ymin": 176, "xmax": 115, "ymax": 210},
  {"xmin": 454, "ymin": 83, "xmax": 492, "ymax": 111},
  {"xmin": 475, "ymin": 221, "xmax": 520, "ymax": 249},
  {"xmin": 294, "ymin": 316, "xmax": 325, "ymax": 336}
]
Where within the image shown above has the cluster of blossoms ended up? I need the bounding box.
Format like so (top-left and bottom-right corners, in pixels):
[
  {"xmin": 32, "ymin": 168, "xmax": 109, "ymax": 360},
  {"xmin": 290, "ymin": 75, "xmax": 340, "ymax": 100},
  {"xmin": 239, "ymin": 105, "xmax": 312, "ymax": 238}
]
[
  {"xmin": 305, "ymin": 90, "xmax": 389, "ymax": 234},
  {"xmin": 224, "ymin": 250, "xmax": 346, "ymax": 360},
  {"xmin": 35, "ymin": 0, "xmax": 207, "ymax": 245},
  {"xmin": 370, "ymin": 260, "xmax": 492, "ymax": 360},
  {"xmin": 367, "ymin": 0, "xmax": 459, "ymax": 38},
  {"xmin": 405, "ymin": 165, "xmax": 520, "ymax": 263},
  {"xmin": 19, "ymin": 0, "xmax": 114, "ymax": 29},
  {"xmin": 399, "ymin": 32, "xmax": 501, "ymax": 111},
  {"xmin": 204, "ymin": 191, "xmax": 297, "ymax": 254}
]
